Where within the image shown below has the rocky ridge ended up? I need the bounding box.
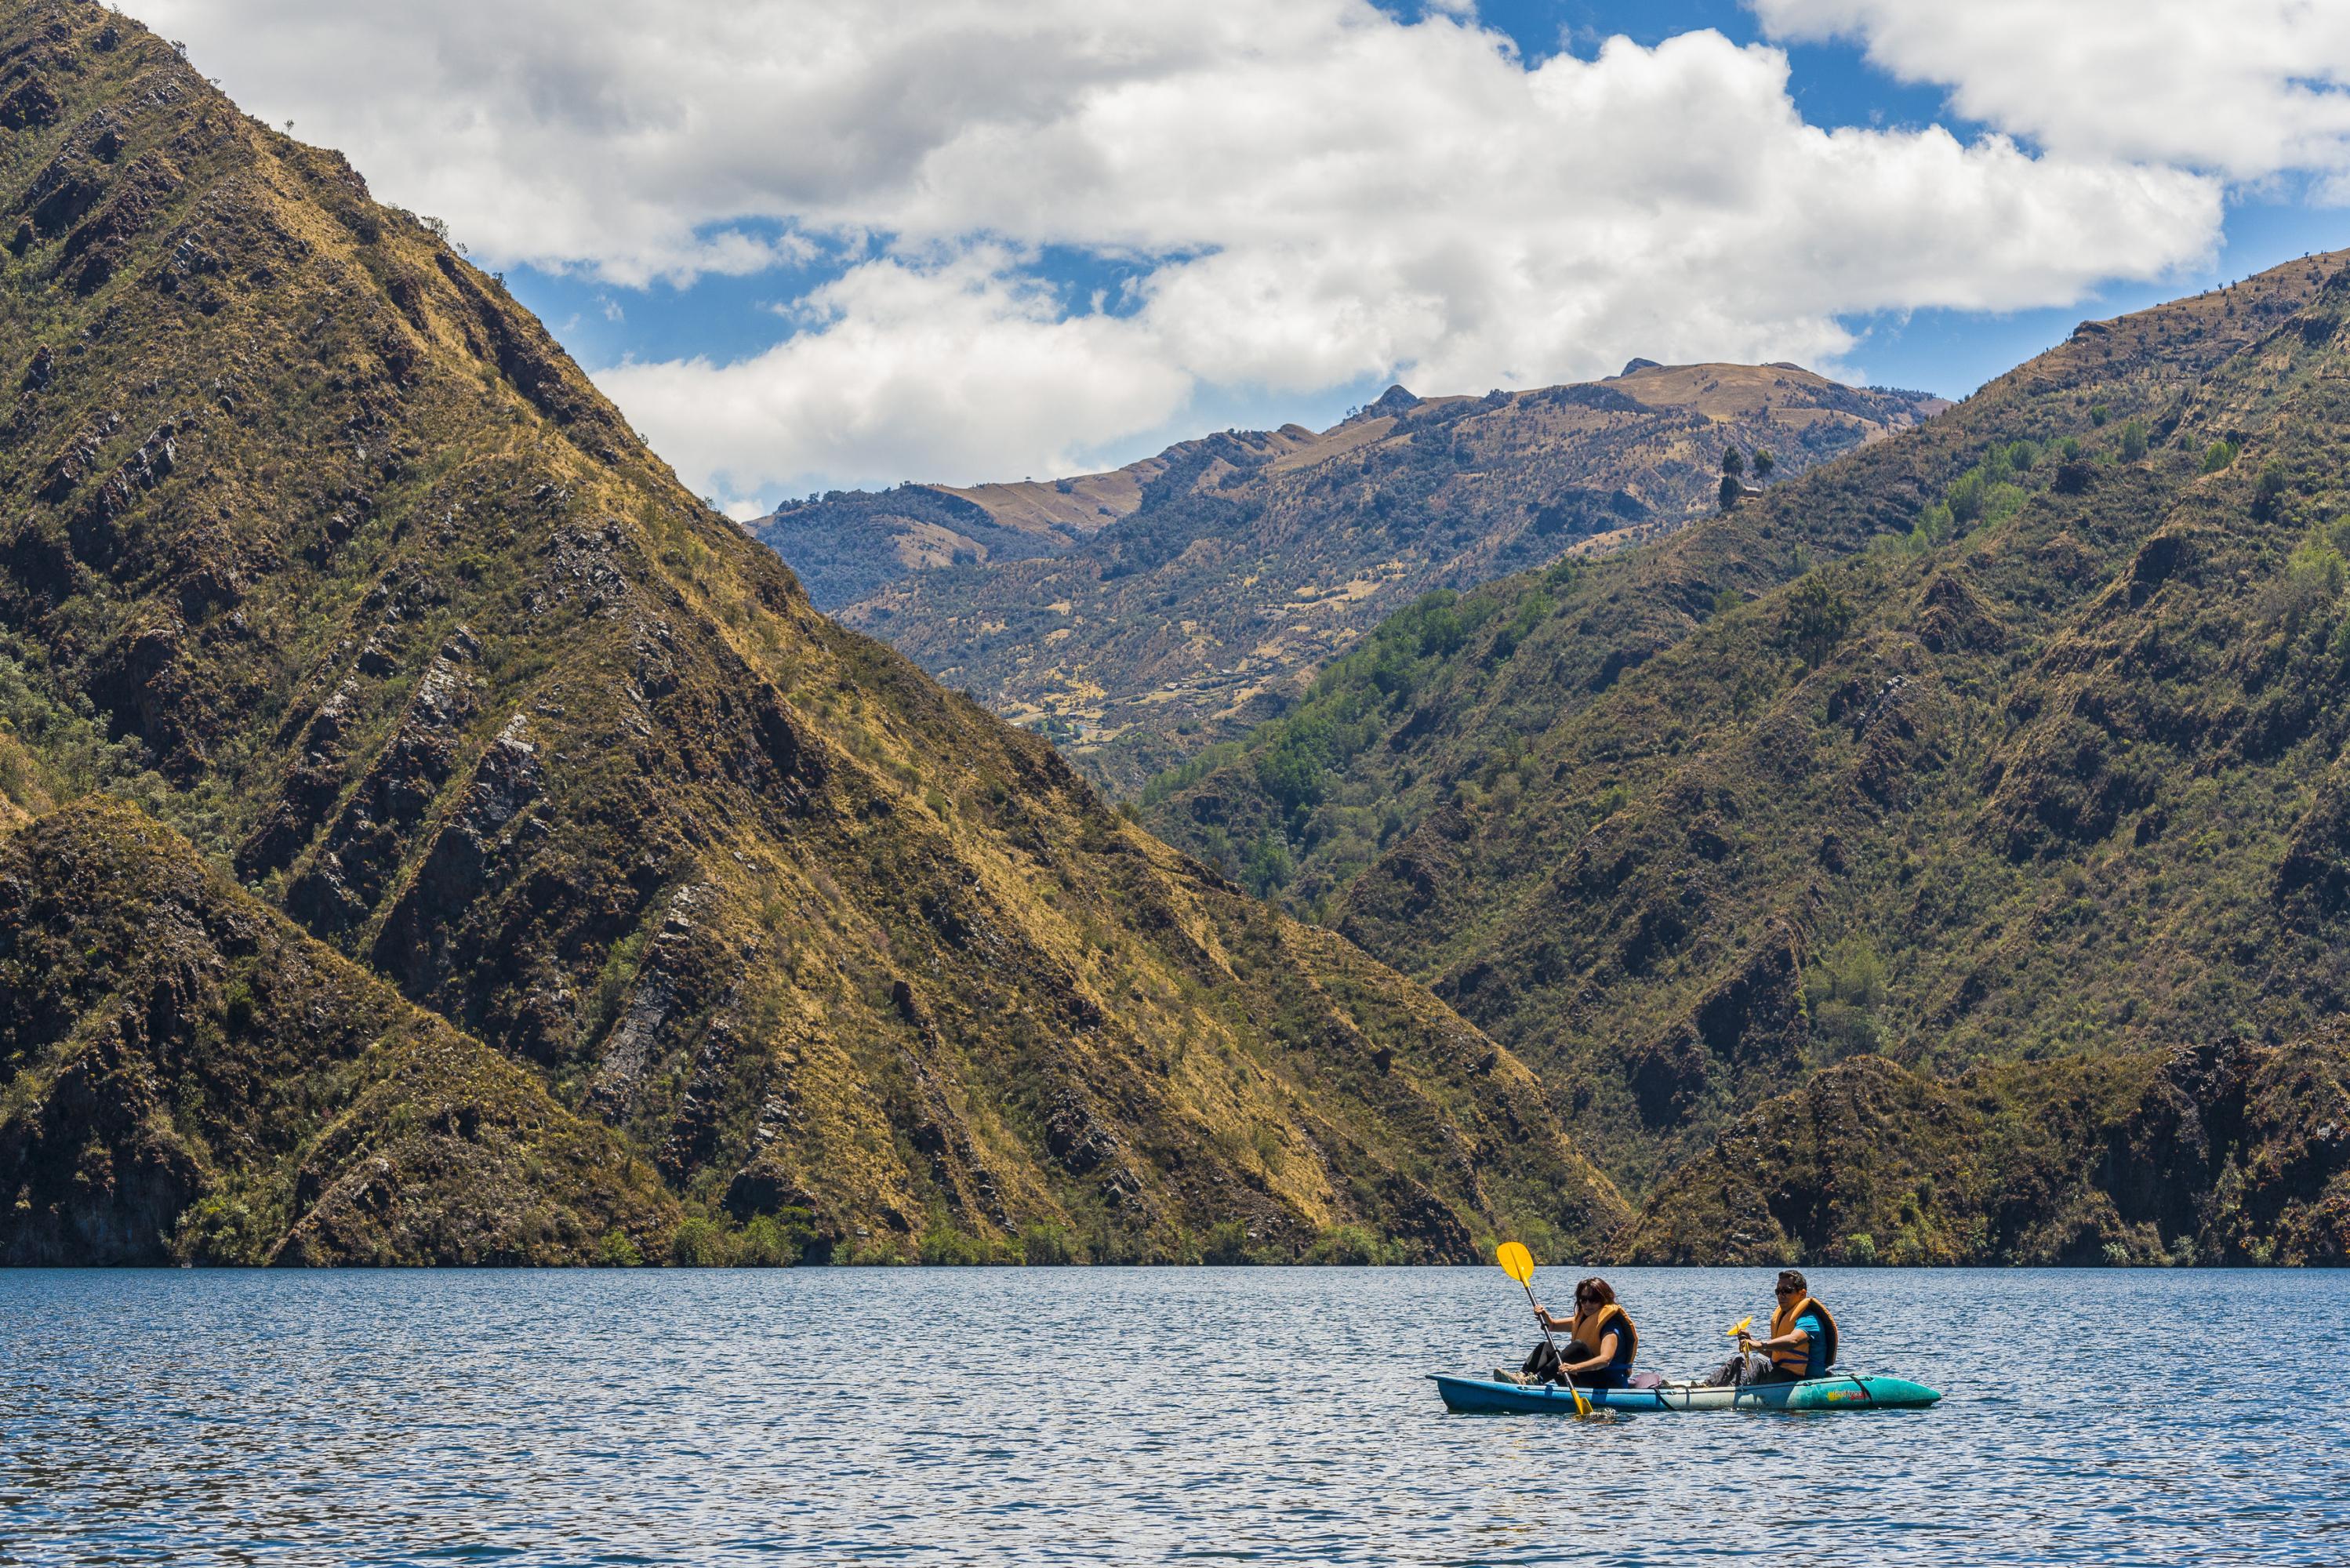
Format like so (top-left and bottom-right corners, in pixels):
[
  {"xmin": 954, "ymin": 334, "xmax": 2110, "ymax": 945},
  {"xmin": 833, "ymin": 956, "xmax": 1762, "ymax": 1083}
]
[{"xmin": 793, "ymin": 365, "xmax": 1937, "ymax": 793}]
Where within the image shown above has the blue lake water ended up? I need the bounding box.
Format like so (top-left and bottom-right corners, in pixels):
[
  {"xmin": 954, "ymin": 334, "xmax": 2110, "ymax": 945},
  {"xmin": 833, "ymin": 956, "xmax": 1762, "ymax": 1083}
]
[{"xmin": 5, "ymin": 1266, "xmax": 2346, "ymax": 1565}]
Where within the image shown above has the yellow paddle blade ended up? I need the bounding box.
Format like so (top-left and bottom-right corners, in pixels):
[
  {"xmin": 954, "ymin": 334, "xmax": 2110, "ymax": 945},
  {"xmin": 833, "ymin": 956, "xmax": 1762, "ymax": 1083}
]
[
  {"xmin": 1495, "ymin": 1241, "xmax": 1536, "ymax": 1284},
  {"xmin": 1724, "ymin": 1316, "xmax": 1753, "ymax": 1338}
]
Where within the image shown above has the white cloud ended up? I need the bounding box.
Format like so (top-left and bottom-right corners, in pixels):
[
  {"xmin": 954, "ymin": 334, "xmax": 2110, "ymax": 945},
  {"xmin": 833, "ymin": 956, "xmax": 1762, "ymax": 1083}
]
[
  {"xmin": 597, "ymin": 249, "xmax": 1191, "ymax": 497},
  {"xmin": 134, "ymin": 2, "xmax": 2235, "ymax": 496},
  {"xmin": 1754, "ymin": 1, "xmax": 2350, "ymax": 182}
]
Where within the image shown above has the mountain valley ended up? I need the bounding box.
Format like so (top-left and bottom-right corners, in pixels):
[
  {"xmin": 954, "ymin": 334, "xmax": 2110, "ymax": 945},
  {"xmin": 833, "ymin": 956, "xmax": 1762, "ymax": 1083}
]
[
  {"xmin": 768, "ymin": 366, "xmax": 1939, "ymax": 793},
  {"xmin": 1143, "ymin": 251, "xmax": 2350, "ymax": 1255}
]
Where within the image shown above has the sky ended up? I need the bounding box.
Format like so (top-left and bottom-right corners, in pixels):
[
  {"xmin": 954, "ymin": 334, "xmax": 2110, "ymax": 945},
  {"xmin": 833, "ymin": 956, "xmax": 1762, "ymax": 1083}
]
[{"xmin": 132, "ymin": 0, "xmax": 2350, "ymax": 516}]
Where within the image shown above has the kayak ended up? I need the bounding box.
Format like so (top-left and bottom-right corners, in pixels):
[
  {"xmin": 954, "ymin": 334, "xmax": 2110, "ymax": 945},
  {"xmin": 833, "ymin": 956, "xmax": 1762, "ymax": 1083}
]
[{"xmin": 1430, "ymin": 1372, "xmax": 1941, "ymax": 1414}]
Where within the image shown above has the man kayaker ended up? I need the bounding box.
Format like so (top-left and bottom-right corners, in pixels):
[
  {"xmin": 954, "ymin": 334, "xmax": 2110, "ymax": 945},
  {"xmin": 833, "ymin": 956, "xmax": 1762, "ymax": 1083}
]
[
  {"xmin": 1524, "ymin": 1276, "xmax": 1638, "ymax": 1389},
  {"xmin": 1736, "ymin": 1269, "xmax": 1839, "ymax": 1384}
]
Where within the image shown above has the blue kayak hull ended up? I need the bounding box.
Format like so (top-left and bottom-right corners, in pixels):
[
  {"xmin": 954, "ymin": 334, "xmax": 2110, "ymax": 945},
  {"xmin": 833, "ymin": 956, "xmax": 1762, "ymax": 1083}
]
[{"xmin": 1431, "ymin": 1372, "xmax": 1941, "ymax": 1414}]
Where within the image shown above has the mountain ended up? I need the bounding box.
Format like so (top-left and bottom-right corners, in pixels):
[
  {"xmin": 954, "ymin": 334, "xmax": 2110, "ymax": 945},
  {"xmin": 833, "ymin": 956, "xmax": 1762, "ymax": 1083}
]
[
  {"xmin": 1146, "ymin": 248, "xmax": 2350, "ymax": 1203},
  {"xmin": 0, "ymin": 2, "xmax": 1623, "ymax": 1265},
  {"xmin": 0, "ymin": 798, "xmax": 676, "ymax": 1264},
  {"xmin": 775, "ymin": 366, "xmax": 1938, "ymax": 794},
  {"xmin": 1616, "ymin": 1032, "xmax": 2350, "ymax": 1267},
  {"xmin": 753, "ymin": 448, "xmax": 1186, "ymax": 609}
]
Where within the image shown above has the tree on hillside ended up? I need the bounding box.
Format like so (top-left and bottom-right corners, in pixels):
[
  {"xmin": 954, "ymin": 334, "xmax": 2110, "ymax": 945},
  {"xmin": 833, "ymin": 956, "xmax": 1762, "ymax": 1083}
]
[
  {"xmin": 1721, "ymin": 446, "xmax": 1746, "ymax": 478},
  {"xmin": 1784, "ymin": 574, "xmax": 1856, "ymax": 667},
  {"xmin": 1754, "ymin": 448, "xmax": 1776, "ymax": 480}
]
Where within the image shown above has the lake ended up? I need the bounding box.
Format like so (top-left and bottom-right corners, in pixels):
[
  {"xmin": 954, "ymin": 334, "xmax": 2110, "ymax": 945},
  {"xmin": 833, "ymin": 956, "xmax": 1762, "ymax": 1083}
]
[{"xmin": 5, "ymin": 1266, "xmax": 2345, "ymax": 1564}]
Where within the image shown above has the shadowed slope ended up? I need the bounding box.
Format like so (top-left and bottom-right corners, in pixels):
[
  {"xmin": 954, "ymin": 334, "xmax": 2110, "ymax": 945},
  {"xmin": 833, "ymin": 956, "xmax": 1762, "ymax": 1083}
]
[
  {"xmin": 0, "ymin": 797, "xmax": 675, "ymax": 1264},
  {"xmin": 1616, "ymin": 1033, "xmax": 2350, "ymax": 1267}
]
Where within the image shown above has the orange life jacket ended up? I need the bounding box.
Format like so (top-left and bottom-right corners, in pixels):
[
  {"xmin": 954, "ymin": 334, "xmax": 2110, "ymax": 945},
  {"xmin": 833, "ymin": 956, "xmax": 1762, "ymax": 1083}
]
[
  {"xmin": 1768, "ymin": 1296, "xmax": 1838, "ymax": 1378},
  {"xmin": 1572, "ymin": 1302, "xmax": 1638, "ymax": 1371}
]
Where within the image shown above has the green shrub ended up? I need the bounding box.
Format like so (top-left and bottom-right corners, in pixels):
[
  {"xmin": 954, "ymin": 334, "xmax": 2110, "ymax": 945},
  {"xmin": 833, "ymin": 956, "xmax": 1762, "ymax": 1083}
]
[
  {"xmin": 1945, "ymin": 470, "xmax": 1989, "ymax": 525},
  {"xmin": 2254, "ymin": 462, "xmax": 2288, "ymax": 518},
  {"xmin": 2101, "ymin": 1240, "xmax": 2133, "ymax": 1267},
  {"xmin": 2201, "ymin": 439, "xmax": 2239, "ymax": 474},
  {"xmin": 2286, "ymin": 535, "xmax": 2347, "ymax": 599},
  {"xmin": 170, "ymin": 1196, "xmax": 271, "ymax": 1265},
  {"xmin": 670, "ymin": 1216, "xmax": 733, "ymax": 1266},
  {"xmin": 1244, "ymin": 830, "xmax": 1294, "ymax": 897},
  {"xmin": 1304, "ymin": 1224, "xmax": 1391, "ymax": 1265},
  {"xmin": 594, "ymin": 1229, "xmax": 645, "ymax": 1267},
  {"xmin": 2089, "ymin": 403, "xmax": 2110, "ymax": 426},
  {"xmin": 1844, "ymin": 1232, "xmax": 1878, "ymax": 1265},
  {"xmin": 917, "ymin": 1218, "xmax": 1000, "ymax": 1265},
  {"xmin": 1201, "ymin": 1219, "xmax": 1252, "ymax": 1264},
  {"xmin": 2119, "ymin": 419, "xmax": 2148, "ymax": 461},
  {"xmin": 1019, "ymin": 1223, "xmax": 1074, "ymax": 1265},
  {"xmin": 1783, "ymin": 575, "xmax": 1856, "ymax": 668},
  {"xmin": 736, "ymin": 1214, "xmax": 801, "ymax": 1267}
]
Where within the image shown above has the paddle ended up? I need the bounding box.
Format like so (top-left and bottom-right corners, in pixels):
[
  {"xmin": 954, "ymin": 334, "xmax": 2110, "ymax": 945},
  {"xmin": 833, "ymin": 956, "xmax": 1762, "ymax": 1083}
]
[
  {"xmin": 1724, "ymin": 1315, "xmax": 1756, "ymax": 1388},
  {"xmin": 1727, "ymin": 1312, "xmax": 1872, "ymax": 1403},
  {"xmin": 1496, "ymin": 1242, "xmax": 1590, "ymax": 1417}
]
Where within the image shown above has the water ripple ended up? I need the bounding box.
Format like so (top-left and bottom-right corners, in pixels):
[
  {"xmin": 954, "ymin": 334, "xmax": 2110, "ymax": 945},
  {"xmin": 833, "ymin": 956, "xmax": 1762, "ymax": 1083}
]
[{"xmin": 5, "ymin": 1267, "xmax": 2345, "ymax": 1564}]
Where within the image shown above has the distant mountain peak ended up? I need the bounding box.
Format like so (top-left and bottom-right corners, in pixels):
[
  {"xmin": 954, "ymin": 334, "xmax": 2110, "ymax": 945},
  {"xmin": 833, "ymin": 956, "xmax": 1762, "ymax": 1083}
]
[
  {"xmin": 1618, "ymin": 358, "xmax": 1662, "ymax": 376},
  {"xmin": 1366, "ymin": 383, "xmax": 1420, "ymax": 415}
]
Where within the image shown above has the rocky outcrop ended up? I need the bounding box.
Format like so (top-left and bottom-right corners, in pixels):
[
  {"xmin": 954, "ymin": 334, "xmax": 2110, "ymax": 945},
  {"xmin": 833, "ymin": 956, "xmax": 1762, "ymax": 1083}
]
[
  {"xmin": 0, "ymin": 799, "xmax": 673, "ymax": 1264},
  {"xmin": 1615, "ymin": 1035, "xmax": 2350, "ymax": 1266}
]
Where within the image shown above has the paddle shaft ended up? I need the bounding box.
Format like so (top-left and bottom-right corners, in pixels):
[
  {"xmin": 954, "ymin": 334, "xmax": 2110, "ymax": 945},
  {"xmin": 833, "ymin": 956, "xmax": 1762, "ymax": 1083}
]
[{"xmin": 1516, "ymin": 1279, "xmax": 1585, "ymax": 1408}]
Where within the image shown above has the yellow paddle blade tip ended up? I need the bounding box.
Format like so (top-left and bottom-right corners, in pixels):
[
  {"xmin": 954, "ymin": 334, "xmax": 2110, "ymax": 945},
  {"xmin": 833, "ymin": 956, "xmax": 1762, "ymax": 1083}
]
[
  {"xmin": 1495, "ymin": 1241, "xmax": 1536, "ymax": 1283},
  {"xmin": 1724, "ymin": 1316, "xmax": 1753, "ymax": 1338}
]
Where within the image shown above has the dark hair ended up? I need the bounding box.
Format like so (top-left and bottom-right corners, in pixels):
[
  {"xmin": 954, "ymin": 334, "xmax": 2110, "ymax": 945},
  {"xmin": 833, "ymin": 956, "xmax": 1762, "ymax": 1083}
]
[
  {"xmin": 1777, "ymin": 1269, "xmax": 1807, "ymax": 1294},
  {"xmin": 1575, "ymin": 1276, "xmax": 1615, "ymax": 1307}
]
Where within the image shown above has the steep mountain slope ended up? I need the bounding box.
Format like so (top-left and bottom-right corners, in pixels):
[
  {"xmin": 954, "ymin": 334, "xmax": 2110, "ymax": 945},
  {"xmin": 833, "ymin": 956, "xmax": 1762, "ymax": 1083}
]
[
  {"xmin": 1149, "ymin": 252, "xmax": 2350, "ymax": 1194},
  {"xmin": 0, "ymin": 2, "xmax": 1622, "ymax": 1264},
  {"xmin": 1615, "ymin": 1032, "xmax": 2350, "ymax": 1267},
  {"xmin": 0, "ymin": 797, "xmax": 675, "ymax": 1264},
  {"xmin": 811, "ymin": 368, "xmax": 1937, "ymax": 793}
]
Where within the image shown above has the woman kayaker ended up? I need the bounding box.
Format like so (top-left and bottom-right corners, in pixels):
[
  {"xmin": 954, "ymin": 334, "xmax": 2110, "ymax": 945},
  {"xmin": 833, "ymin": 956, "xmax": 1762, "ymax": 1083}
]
[
  {"xmin": 1528, "ymin": 1276, "xmax": 1638, "ymax": 1389},
  {"xmin": 1736, "ymin": 1269, "xmax": 1839, "ymax": 1384}
]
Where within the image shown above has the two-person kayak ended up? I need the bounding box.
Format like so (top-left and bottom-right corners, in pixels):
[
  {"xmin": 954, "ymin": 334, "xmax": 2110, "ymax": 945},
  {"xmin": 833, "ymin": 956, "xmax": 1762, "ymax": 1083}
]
[{"xmin": 1430, "ymin": 1371, "xmax": 1941, "ymax": 1414}]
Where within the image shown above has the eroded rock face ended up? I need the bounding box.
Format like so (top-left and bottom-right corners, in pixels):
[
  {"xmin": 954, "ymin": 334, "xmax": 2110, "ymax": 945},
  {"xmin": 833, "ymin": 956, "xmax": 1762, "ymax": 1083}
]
[
  {"xmin": 1615, "ymin": 1034, "xmax": 2350, "ymax": 1267},
  {"xmin": 284, "ymin": 648, "xmax": 477, "ymax": 935},
  {"xmin": 0, "ymin": 799, "xmax": 674, "ymax": 1265}
]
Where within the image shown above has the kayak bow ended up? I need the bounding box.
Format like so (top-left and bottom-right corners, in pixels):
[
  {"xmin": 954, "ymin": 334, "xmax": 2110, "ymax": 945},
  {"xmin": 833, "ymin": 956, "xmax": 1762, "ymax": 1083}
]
[{"xmin": 1429, "ymin": 1372, "xmax": 1941, "ymax": 1414}]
